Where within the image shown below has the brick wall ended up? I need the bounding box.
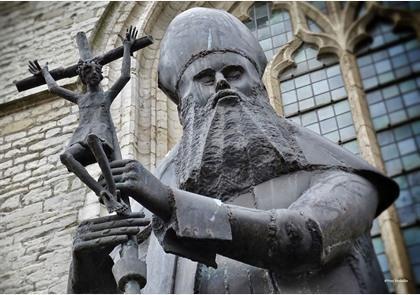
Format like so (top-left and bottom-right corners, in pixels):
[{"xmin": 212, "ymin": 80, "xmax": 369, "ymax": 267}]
[
  {"xmin": 0, "ymin": 1, "xmax": 186, "ymax": 292},
  {"xmin": 0, "ymin": 2, "xmax": 109, "ymax": 292},
  {"xmin": 0, "ymin": 96, "xmax": 89, "ymax": 293}
]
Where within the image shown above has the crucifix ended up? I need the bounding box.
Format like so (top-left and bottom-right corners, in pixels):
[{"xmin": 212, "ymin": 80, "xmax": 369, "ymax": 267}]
[
  {"xmin": 15, "ymin": 26, "xmax": 153, "ymax": 293},
  {"xmin": 18, "ymin": 27, "xmax": 152, "ymax": 215}
]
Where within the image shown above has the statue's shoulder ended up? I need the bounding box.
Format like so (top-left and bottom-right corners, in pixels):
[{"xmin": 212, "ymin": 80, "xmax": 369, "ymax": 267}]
[
  {"xmin": 287, "ymin": 119, "xmax": 399, "ymax": 215},
  {"xmin": 153, "ymin": 144, "xmax": 179, "ymax": 187}
]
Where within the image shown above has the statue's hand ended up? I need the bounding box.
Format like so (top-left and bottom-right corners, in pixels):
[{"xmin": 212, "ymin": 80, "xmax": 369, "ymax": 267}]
[
  {"xmin": 99, "ymin": 159, "xmax": 172, "ymax": 221},
  {"xmin": 70, "ymin": 212, "xmax": 150, "ymax": 293},
  {"xmin": 28, "ymin": 60, "xmax": 48, "ymax": 76},
  {"xmin": 123, "ymin": 25, "xmax": 138, "ymax": 49}
]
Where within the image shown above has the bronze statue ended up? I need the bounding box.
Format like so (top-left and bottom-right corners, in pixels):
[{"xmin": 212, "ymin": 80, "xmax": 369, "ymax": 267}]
[
  {"xmin": 64, "ymin": 8, "xmax": 399, "ymax": 293},
  {"xmin": 28, "ymin": 27, "xmax": 141, "ymax": 215}
]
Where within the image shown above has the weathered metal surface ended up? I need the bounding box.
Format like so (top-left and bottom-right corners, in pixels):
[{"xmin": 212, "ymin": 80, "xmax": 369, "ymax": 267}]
[
  {"xmin": 15, "ymin": 35, "xmax": 153, "ymax": 92},
  {"xmin": 67, "ymin": 7, "xmax": 399, "ymax": 294}
]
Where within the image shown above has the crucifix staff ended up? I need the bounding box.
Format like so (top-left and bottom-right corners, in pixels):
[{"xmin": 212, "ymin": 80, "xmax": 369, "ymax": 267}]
[{"xmin": 21, "ymin": 28, "xmax": 152, "ymax": 293}]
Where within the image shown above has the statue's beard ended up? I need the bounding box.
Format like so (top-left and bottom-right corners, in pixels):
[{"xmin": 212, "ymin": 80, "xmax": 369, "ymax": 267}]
[{"xmin": 175, "ymin": 86, "xmax": 305, "ymax": 201}]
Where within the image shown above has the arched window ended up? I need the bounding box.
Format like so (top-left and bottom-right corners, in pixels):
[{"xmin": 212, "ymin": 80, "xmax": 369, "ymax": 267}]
[
  {"xmin": 279, "ymin": 44, "xmax": 360, "ymax": 154},
  {"xmin": 357, "ymin": 19, "xmax": 420, "ymax": 291},
  {"xmin": 243, "ymin": 2, "xmax": 293, "ymax": 59},
  {"xmin": 242, "ymin": 2, "xmax": 420, "ymax": 290}
]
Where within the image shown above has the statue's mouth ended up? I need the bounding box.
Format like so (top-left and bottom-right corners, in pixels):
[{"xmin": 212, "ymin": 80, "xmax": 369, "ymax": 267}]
[{"xmin": 212, "ymin": 90, "xmax": 241, "ymax": 108}]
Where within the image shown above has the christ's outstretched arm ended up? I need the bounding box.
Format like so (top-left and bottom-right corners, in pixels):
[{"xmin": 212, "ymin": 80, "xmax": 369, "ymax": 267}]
[
  {"xmin": 28, "ymin": 60, "xmax": 79, "ymax": 104},
  {"xmin": 107, "ymin": 26, "xmax": 138, "ymax": 103}
]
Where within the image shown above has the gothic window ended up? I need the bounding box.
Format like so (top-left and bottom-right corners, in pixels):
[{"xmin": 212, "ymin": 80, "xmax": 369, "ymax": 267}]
[
  {"xmin": 279, "ymin": 44, "xmax": 359, "ymax": 155},
  {"xmin": 243, "ymin": 3, "xmax": 419, "ymax": 289},
  {"xmin": 357, "ymin": 19, "xmax": 420, "ymax": 291},
  {"xmin": 244, "ymin": 2, "xmax": 293, "ymax": 59}
]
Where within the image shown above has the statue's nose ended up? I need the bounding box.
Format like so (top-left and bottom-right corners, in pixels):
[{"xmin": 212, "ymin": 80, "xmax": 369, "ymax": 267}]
[{"xmin": 215, "ymin": 72, "xmax": 230, "ymax": 92}]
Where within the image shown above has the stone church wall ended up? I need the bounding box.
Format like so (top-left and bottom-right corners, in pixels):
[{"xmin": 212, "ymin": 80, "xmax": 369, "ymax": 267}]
[{"xmin": 0, "ymin": 2, "xmax": 109, "ymax": 292}]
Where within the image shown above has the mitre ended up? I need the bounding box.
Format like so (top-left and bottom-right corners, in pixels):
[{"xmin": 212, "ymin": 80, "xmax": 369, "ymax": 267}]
[{"xmin": 158, "ymin": 7, "xmax": 268, "ymax": 104}]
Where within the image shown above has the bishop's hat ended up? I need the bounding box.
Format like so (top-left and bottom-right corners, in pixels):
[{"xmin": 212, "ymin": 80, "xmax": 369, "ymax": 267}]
[{"xmin": 158, "ymin": 7, "xmax": 267, "ymax": 104}]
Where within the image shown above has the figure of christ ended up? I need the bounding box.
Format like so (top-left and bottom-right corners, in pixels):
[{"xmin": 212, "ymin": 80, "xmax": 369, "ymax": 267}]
[{"xmin": 28, "ymin": 26, "xmax": 139, "ymax": 215}]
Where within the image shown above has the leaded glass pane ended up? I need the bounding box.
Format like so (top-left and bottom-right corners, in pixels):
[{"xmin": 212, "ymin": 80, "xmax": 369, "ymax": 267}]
[
  {"xmin": 367, "ymin": 78, "xmax": 420, "ymax": 131},
  {"xmin": 288, "ymin": 100, "xmax": 356, "ymax": 144},
  {"xmin": 377, "ymin": 121, "xmax": 420, "ymax": 177},
  {"xmin": 357, "ymin": 17, "xmax": 415, "ymax": 53},
  {"xmin": 357, "ymin": 39, "xmax": 420, "ymax": 91},
  {"xmin": 246, "ymin": 2, "xmax": 293, "ymax": 59},
  {"xmin": 281, "ymin": 61, "xmax": 347, "ymax": 116}
]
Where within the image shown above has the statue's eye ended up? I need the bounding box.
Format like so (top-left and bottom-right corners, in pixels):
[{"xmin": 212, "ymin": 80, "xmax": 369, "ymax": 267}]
[
  {"xmin": 223, "ymin": 66, "xmax": 244, "ymax": 81},
  {"xmin": 194, "ymin": 69, "xmax": 215, "ymax": 85}
]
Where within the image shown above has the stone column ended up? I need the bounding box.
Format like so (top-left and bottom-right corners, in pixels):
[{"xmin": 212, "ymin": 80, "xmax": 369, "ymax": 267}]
[{"xmin": 339, "ymin": 51, "xmax": 415, "ymax": 294}]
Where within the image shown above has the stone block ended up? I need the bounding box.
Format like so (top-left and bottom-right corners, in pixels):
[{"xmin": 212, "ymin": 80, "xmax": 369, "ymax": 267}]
[
  {"xmin": 45, "ymin": 127, "xmax": 62, "ymax": 138},
  {"xmin": 70, "ymin": 177, "xmax": 82, "ymax": 190},
  {"xmin": 57, "ymin": 114, "xmax": 78, "ymax": 126},
  {"xmin": 27, "ymin": 121, "xmax": 57, "ymax": 136},
  {"xmin": 5, "ymin": 130, "xmax": 27, "ymax": 142},
  {"xmin": 12, "ymin": 170, "xmax": 32, "ymax": 182},
  {"xmin": 3, "ymin": 163, "xmax": 24, "ymax": 177},
  {"xmin": 15, "ymin": 222, "xmax": 61, "ymax": 243},
  {"xmin": 2, "ymin": 118, "xmax": 34, "ymax": 134},
  {"xmin": 78, "ymin": 203, "xmax": 100, "ymax": 221},
  {"xmin": 32, "ymin": 163, "xmax": 55, "ymax": 176},
  {"xmin": 4, "ymin": 202, "xmax": 42, "ymax": 226},
  {"xmin": 0, "ymin": 159, "xmax": 13, "ymax": 170},
  {"xmin": 53, "ymin": 179, "xmax": 69, "ymax": 194},
  {"xmin": 0, "ymin": 195, "xmax": 20, "ymax": 212},
  {"xmin": 0, "ymin": 142, "xmax": 12, "ymax": 152},
  {"xmin": 22, "ymin": 187, "xmax": 52, "ymax": 205},
  {"xmin": 31, "ymin": 103, "xmax": 52, "ymax": 116},
  {"xmin": 4, "ymin": 146, "xmax": 27, "ymax": 159},
  {"xmin": 13, "ymin": 152, "xmax": 39, "ymax": 165},
  {"xmin": 43, "ymin": 192, "xmax": 84, "ymax": 212}
]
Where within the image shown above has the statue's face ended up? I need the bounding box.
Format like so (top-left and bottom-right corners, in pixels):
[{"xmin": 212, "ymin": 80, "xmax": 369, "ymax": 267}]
[
  {"xmin": 175, "ymin": 52, "xmax": 300, "ymax": 198},
  {"xmin": 80, "ymin": 63, "xmax": 103, "ymax": 86},
  {"xmin": 177, "ymin": 53, "xmax": 264, "ymax": 121}
]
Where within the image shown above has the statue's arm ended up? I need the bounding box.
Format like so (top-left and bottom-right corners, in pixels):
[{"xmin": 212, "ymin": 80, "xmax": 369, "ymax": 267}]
[
  {"xmin": 107, "ymin": 26, "xmax": 138, "ymax": 103},
  {"xmin": 154, "ymin": 170, "xmax": 379, "ymax": 273},
  {"xmin": 28, "ymin": 60, "xmax": 78, "ymax": 103},
  {"xmin": 105, "ymin": 161, "xmax": 378, "ymax": 272},
  {"xmin": 208, "ymin": 170, "xmax": 378, "ymax": 272}
]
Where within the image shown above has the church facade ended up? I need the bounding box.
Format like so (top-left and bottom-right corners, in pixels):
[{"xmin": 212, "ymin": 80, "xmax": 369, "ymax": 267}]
[{"xmin": 0, "ymin": 1, "xmax": 419, "ymax": 293}]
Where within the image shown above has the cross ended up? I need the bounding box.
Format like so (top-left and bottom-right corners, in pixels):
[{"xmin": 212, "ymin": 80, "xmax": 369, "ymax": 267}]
[
  {"xmin": 16, "ymin": 30, "xmax": 153, "ymax": 293},
  {"xmin": 14, "ymin": 32, "xmax": 153, "ymax": 92}
]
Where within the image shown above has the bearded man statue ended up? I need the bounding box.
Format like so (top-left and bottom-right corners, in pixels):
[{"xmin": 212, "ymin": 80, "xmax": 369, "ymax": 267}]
[{"xmin": 68, "ymin": 8, "xmax": 399, "ymax": 294}]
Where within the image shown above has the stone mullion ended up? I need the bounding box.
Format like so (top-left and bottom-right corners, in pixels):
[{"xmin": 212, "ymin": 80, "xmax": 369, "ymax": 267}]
[
  {"xmin": 326, "ymin": 2, "xmax": 341, "ymax": 27},
  {"xmin": 263, "ymin": 63, "xmax": 284, "ymax": 116},
  {"xmin": 155, "ymin": 87, "xmax": 168, "ymax": 163},
  {"xmin": 339, "ymin": 51, "xmax": 415, "ymax": 294}
]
